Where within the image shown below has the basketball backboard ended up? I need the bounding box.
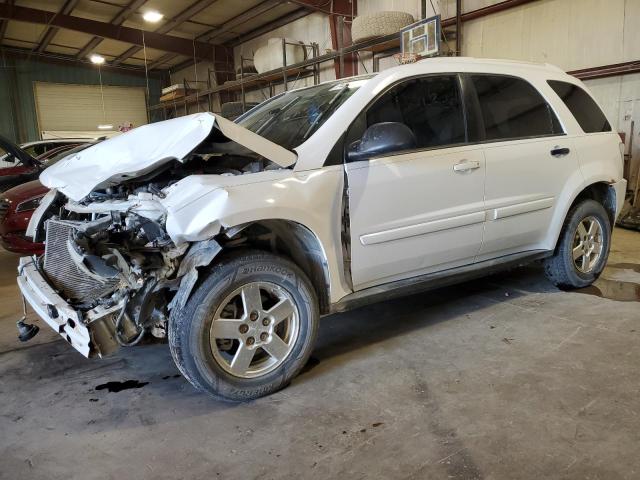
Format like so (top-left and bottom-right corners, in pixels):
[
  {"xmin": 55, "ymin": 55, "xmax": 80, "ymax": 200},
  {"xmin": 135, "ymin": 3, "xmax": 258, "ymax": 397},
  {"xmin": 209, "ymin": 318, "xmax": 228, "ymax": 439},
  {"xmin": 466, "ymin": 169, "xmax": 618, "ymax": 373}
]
[{"xmin": 400, "ymin": 15, "xmax": 441, "ymax": 59}]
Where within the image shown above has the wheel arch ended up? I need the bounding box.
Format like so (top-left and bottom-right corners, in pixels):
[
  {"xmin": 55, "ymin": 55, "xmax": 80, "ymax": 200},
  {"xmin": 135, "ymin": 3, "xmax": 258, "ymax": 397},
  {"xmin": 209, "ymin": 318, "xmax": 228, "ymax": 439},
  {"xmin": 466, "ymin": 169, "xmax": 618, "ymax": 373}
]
[
  {"xmin": 551, "ymin": 181, "xmax": 617, "ymax": 252},
  {"xmin": 220, "ymin": 219, "xmax": 333, "ymax": 314},
  {"xmin": 567, "ymin": 182, "xmax": 616, "ymax": 226}
]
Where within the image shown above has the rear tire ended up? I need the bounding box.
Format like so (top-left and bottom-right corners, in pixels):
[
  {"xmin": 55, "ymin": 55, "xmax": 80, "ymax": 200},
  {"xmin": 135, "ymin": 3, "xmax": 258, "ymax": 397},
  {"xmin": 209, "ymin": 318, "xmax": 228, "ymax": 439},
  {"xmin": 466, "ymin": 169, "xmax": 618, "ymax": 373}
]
[
  {"xmin": 168, "ymin": 250, "xmax": 319, "ymax": 401},
  {"xmin": 544, "ymin": 199, "xmax": 611, "ymax": 289}
]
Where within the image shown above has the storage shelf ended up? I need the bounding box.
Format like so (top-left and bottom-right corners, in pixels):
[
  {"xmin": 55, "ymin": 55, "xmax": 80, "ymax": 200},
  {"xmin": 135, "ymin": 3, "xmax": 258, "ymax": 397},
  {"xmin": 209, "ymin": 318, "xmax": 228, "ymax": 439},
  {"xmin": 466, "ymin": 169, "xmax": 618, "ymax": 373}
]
[{"xmin": 149, "ymin": 31, "xmax": 402, "ymax": 114}]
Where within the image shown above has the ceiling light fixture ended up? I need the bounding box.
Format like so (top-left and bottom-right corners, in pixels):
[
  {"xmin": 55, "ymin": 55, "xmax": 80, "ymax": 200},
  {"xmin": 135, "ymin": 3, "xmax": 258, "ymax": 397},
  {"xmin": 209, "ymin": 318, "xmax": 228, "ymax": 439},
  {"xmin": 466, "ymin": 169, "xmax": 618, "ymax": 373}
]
[
  {"xmin": 89, "ymin": 54, "xmax": 105, "ymax": 65},
  {"xmin": 97, "ymin": 124, "xmax": 114, "ymax": 130},
  {"xmin": 142, "ymin": 10, "xmax": 163, "ymax": 23}
]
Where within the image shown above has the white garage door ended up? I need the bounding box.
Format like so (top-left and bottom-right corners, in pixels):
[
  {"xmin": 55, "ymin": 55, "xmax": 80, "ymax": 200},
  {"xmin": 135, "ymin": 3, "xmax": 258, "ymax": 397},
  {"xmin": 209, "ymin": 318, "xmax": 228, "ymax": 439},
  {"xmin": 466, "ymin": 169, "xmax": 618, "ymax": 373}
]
[{"xmin": 34, "ymin": 82, "xmax": 148, "ymax": 136}]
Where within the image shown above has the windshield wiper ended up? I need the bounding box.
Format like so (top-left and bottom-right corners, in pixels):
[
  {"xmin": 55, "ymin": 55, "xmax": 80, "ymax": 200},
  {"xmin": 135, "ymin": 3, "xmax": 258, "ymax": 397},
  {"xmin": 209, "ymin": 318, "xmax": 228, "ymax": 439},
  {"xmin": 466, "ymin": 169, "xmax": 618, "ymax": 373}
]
[
  {"xmin": 256, "ymin": 96, "xmax": 301, "ymax": 136},
  {"xmin": 302, "ymin": 84, "xmax": 350, "ymax": 140}
]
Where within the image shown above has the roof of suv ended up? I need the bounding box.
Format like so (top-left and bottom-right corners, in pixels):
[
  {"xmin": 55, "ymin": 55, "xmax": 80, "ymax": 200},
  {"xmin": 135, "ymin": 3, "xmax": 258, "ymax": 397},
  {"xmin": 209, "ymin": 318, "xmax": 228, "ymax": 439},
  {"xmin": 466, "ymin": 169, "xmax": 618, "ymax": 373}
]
[
  {"xmin": 292, "ymin": 57, "xmax": 573, "ymax": 96},
  {"xmin": 373, "ymin": 56, "xmax": 571, "ymax": 82},
  {"xmin": 416, "ymin": 56, "xmax": 565, "ymax": 72}
]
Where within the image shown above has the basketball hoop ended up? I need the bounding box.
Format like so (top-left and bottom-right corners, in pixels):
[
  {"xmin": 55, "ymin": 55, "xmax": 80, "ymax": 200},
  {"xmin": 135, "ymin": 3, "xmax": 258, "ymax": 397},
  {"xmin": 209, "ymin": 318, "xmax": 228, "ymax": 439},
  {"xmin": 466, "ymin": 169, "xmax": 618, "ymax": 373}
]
[
  {"xmin": 394, "ymin": 52, "xmax": 419, "ymax": 65},
  {"xmin": 397, "ymin": 15, "xmax": 441, "ymax": 64}
]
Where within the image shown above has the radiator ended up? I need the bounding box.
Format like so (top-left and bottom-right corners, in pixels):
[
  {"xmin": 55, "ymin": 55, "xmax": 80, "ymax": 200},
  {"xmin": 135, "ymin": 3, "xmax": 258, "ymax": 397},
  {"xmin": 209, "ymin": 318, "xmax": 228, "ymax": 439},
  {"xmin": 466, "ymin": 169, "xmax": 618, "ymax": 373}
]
[{"xmin": 43, "ymin": 220, "xmax": 120, "ymax": 302}]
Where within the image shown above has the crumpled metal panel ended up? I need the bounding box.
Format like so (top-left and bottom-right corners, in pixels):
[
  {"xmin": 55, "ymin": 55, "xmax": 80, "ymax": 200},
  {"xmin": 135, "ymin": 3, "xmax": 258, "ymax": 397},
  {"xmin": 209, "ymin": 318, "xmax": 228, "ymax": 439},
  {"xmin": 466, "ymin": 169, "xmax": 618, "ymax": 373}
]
[{"xmin": 40, "ymin": 112, "xmax": 296, "ymax": 201}]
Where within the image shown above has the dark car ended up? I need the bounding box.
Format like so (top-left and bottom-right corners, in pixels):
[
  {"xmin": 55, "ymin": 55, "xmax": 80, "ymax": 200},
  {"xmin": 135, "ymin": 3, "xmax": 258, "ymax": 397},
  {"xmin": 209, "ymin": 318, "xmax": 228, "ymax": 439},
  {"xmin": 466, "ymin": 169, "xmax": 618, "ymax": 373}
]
[
  {"xmin": 0, "ymin": 136, "xmax": 84, "ymax": 193},
  {"xmin": 0, "ymin": 142, "xmax": 97, "ymax": 254}
]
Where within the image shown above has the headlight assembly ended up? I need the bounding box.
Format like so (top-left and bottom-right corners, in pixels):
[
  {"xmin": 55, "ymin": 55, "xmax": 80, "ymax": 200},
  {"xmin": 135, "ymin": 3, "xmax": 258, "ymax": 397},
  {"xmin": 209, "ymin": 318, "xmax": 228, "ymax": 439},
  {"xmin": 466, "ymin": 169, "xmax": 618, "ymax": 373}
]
[{"xmin": 16, "ymin": 196, "xmax": 44, "ymax": 213}]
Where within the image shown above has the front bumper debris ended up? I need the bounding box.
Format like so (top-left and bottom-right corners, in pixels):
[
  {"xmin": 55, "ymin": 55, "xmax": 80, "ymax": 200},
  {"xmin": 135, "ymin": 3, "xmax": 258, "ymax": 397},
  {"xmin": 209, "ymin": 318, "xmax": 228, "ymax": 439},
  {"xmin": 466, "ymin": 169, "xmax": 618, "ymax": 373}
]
[{"xmin": 17, "ymin": 256, "xmax": 121, "ymax": 357}]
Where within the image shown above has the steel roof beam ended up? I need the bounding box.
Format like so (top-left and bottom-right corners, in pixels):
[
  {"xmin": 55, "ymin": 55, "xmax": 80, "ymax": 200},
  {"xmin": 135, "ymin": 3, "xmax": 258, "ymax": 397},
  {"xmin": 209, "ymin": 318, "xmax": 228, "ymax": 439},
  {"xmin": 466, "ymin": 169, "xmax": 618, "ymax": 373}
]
[
  {"xmin": 75, "ymin": 0, "xmax": 147, "ymax": 60},
  {"xmin": 0, "ymin": 3, "xmax": 216, "ymax": 59},
  {"xmin": 149, "ymin": 0, "xmax": 282, "ymax": 70},
  {"xmin": 0, "ymin": 0, "xmax": 14, "ymax": 44},
  {"xmin": 112, "ymin": 0, "xmax": 220, "ymax": 65},
  {"xmin": 35, "ymin": 0, "xmax": 80, "ymax": 53}
]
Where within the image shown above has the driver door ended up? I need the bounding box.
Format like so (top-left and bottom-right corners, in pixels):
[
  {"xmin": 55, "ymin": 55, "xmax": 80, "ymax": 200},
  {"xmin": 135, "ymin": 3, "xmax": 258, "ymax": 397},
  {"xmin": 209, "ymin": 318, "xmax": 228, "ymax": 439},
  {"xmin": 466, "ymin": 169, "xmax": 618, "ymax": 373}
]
[{"xmin": 345, "ymin": 75, "xmax": 486, "ymax": 290}]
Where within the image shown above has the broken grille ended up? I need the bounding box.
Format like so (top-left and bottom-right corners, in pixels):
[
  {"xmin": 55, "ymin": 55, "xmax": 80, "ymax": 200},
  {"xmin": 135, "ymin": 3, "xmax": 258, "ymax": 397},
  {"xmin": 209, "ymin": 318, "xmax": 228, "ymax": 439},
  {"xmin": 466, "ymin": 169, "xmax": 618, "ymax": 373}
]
[{"xmin": 43, "ymin": 219, "xmax": 119, "ymax": 302}]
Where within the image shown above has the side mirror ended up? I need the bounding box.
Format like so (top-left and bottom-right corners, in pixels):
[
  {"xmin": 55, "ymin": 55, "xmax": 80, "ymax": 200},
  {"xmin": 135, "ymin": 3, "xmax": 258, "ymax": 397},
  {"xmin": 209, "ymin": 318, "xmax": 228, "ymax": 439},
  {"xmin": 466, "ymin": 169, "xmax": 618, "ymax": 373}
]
[{"xmin": 347, "ymin": 122, "xmax": 417, "ymax": 162}]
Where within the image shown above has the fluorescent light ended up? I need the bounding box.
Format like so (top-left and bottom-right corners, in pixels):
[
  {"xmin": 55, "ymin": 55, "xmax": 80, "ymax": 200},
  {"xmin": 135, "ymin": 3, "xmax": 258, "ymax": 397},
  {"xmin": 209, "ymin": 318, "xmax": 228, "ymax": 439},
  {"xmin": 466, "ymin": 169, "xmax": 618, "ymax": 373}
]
[
  {"xmin": 97, "ymin": 124, "xmax": 113, "ymax": 130},
  {"xmin": 143, "ymin": 10, "xmax": 163, "ymax": 22},
  {"xmin": 90, "ymin": 54, "xmax": 105, "ymax": 65}
]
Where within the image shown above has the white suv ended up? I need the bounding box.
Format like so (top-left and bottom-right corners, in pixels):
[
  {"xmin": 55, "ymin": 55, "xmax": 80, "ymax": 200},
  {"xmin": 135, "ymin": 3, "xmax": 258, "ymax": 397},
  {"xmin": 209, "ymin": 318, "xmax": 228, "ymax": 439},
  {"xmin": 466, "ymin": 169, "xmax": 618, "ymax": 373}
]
[{"xmin": 17, "ymin": 58, "xmax": 626, "ymax": 401}]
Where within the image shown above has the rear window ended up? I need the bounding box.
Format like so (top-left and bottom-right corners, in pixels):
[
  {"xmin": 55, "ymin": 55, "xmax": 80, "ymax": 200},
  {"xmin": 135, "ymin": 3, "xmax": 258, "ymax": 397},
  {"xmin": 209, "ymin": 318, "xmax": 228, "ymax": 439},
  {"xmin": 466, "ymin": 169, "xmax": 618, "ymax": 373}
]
[
  {"xmin": 547, "ymin": 81, "xmax": 611, "ymax": 133},
  {"xmin": 471, "ymin": 75, "xmax": 563, "ymax": 141}
]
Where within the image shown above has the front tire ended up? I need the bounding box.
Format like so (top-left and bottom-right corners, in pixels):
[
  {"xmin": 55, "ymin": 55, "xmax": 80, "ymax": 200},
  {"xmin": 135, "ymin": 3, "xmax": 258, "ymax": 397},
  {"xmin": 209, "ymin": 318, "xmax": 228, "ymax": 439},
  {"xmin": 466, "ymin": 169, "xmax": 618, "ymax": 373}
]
[
  {"xmin": 544, "ymin": 199, "xmax": 611, "ymax": 289},
  {"xmin": 168, "ymin": 250, "xmax": 319, "ymax": 401}
]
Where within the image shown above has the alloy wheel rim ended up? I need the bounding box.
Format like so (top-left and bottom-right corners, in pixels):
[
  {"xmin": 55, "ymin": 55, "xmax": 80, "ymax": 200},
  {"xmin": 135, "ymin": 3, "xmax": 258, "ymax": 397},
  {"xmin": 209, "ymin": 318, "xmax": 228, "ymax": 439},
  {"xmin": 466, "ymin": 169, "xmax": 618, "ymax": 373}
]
[
  {"xmin": 209, "ymin": 281, "xmax": 299, "ymax": 379},
  {"xmin": 572, "ymin": 216, "xmax": 604, "ymax": 274}
]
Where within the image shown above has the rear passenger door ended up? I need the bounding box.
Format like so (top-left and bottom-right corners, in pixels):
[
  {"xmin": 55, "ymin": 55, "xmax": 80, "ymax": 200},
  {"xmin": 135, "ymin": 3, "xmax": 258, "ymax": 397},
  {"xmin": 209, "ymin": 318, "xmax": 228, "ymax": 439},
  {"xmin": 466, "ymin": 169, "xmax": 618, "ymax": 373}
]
[
  {"xmin": 547, "ymin": 80, "xmax": 618, "ymax": 186},
  {"xmin": 464, "ymin": 74, "xmax": 581, "ymax": 260}
]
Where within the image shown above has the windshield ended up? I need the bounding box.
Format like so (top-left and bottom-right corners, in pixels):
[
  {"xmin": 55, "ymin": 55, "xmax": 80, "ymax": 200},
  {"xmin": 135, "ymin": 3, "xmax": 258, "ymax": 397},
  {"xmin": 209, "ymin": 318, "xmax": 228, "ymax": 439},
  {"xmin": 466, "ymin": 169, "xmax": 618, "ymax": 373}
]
[{"xmin": 236, "ymin": 76, "xmax": 373, "ymax": 150}]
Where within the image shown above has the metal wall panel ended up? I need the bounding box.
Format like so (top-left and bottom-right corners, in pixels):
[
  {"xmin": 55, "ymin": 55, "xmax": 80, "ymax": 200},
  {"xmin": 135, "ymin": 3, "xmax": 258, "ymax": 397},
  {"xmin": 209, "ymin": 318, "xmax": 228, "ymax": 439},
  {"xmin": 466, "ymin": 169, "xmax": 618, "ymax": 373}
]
[
  {"xmin": 584, "ymin": 73, "xmax": 640, "ymax": 188},
  {"xmin": 460, "ymin": 0, "xmax": 635, "ymax": 71}
]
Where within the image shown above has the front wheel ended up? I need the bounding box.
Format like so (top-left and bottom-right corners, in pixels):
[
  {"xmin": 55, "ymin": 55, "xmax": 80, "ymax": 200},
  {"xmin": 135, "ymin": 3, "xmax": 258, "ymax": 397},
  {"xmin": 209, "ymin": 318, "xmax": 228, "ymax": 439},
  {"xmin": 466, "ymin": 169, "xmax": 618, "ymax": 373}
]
[
  {"xmin": 168, "ymin": 250, "xmax": 319, "ymax": 401},
  {"xmin": 544, "ymin": 199, "xmax": 612, "ymax": 289}
]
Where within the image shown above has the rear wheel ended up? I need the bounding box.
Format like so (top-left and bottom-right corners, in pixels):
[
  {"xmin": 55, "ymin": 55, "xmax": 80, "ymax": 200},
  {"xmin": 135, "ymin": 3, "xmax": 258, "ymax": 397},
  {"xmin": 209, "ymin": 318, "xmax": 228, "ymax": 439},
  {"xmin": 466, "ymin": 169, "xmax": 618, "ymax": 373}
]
[
  {"xmin": 544, "ymin": 199, "xmax": 611, "ymax": 289},
  {"xmin": 168, "ymin": 250, "xmax": 319, "ymax": 401}
]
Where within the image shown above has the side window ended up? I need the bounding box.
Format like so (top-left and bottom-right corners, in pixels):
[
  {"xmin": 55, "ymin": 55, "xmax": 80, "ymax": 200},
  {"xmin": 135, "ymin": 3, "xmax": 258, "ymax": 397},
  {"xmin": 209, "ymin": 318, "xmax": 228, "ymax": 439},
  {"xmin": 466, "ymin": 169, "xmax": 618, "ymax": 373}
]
[
  {"xmin": 365, "ymin": 75, "xmax": 466, "ymax": 150},
  {"xmin": 22, "ymin": 145, "xmax": 38, "ymax": 157},
  {"xmin": 547, "ymin": 80, "xmax": 611, "ymax": 133},
  {"xmin": 470, "ymin": 75, "xmax": 563, "ymax": 141}
]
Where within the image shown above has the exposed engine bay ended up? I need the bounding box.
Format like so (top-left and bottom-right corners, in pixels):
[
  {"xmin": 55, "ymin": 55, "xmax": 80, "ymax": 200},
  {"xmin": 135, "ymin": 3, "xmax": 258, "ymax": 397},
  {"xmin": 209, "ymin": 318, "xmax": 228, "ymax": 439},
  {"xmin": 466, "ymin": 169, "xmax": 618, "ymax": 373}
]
[{"xmin": 28, "ymin": 142, "xmax": 283, "ymax": 355}]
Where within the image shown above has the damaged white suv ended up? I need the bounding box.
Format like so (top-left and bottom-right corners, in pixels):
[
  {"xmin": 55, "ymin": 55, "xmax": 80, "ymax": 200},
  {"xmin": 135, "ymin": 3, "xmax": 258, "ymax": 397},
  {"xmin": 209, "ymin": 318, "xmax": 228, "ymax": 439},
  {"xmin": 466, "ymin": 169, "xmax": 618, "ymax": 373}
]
[{"xmin": 17, "ymin": 58, "xmax": 626, "ymax": 401}]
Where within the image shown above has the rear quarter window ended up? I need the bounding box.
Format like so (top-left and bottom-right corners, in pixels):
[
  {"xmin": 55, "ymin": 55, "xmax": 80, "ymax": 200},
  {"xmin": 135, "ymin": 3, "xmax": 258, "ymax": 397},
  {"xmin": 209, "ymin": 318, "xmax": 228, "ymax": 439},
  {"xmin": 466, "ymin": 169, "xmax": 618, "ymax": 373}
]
[
  {"xmin": 470, "ymin": 74, "xmax": 563, "ymax": 141},
  {"xmin": 547, "ymin": 80, "xmax": 611, "ymax": 133}
]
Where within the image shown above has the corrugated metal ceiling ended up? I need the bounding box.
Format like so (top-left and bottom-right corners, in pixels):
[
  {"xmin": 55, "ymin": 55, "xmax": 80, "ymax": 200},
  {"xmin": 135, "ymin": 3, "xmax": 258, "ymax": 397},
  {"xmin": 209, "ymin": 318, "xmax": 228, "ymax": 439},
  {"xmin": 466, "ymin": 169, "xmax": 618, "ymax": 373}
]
[{"xmin": 0, "ymin": 0, "xmax": 303, "ymax": 69}]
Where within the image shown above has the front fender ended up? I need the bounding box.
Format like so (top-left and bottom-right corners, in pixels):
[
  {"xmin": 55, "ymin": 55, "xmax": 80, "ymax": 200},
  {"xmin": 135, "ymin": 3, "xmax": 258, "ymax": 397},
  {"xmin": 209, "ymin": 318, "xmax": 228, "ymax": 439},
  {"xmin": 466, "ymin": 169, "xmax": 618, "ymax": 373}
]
[{"xmin": 160, "ymin": 167, "xmax": 351, "ymax": 304}]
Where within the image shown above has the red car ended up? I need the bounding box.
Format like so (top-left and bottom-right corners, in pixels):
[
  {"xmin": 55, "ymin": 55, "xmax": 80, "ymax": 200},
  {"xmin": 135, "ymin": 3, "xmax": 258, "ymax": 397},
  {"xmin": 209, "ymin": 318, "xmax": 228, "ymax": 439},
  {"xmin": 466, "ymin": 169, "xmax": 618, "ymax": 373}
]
[
  {"xmin": 0, "ymin": 143, "xmax": 97, "ymax": 254},
  {"xmin": 0, "ymin": 180, "xmax": 48, "ymax": 254}
]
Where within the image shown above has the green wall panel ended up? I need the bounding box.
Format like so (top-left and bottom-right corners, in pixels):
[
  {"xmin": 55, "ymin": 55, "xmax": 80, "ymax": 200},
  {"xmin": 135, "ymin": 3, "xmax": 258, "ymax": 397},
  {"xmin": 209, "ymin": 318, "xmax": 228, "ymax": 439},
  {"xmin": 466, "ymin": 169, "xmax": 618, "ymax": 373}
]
[{"xmin": 0, "ymin": 55, "xmax": 163, "ymax": 143}]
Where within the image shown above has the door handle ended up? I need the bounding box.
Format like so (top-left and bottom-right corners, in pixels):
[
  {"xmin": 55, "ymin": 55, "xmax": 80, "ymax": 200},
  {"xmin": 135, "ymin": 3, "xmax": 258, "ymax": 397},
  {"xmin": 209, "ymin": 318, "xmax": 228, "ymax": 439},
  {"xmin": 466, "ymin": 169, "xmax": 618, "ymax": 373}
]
[
  {"xmin": 550, "ymin": 146, "xmax": 570, "ymax": 157},
  {"xmin": 453, "ymin": 160, "xmax": 481, "ymax": 172}
]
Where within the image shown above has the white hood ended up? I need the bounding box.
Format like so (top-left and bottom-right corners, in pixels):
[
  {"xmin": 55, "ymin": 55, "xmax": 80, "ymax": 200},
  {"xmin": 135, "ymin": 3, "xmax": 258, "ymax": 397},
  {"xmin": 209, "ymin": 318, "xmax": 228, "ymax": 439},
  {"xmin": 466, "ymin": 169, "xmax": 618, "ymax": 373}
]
[{"xmin": 40, "ymin": 112, "xmax": 297, "ymax": 201}]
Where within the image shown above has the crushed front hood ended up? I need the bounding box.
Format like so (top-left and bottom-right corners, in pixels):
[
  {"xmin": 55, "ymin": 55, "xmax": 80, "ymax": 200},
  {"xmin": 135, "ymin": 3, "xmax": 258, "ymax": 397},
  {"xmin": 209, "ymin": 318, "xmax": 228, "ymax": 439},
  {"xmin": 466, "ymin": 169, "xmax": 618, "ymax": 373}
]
[{"xmin": 40, "ymin": 112, "xmax": 297, "ymax": 201}]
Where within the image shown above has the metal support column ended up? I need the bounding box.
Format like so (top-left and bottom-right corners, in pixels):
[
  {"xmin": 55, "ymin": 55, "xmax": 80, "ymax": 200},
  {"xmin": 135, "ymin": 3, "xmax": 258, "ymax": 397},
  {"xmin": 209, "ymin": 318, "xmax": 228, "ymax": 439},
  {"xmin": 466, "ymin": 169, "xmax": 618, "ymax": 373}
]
[
  {"xmin": 282, "ymin": 38, "xmax": 288, "ymax": 91},
  {"xmin": 337, "ymin": 16, "xmax": 344, "ymax": 79},
  {"xmin": 456, "ymin": 0, "xmax": 462, "ymax": 55},
  {"xmin": 240, "ymin": 56, "xmax": 246, "ymax": 110}
]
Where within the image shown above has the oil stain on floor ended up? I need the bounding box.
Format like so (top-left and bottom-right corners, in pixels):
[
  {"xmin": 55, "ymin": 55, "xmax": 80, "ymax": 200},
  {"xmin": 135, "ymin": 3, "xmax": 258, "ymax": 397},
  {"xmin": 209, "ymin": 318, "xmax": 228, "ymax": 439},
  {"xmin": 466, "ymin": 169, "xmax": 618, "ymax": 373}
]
[{"xmin": 95, "ymin": 380, "xmax": 149, "ymax": 392}]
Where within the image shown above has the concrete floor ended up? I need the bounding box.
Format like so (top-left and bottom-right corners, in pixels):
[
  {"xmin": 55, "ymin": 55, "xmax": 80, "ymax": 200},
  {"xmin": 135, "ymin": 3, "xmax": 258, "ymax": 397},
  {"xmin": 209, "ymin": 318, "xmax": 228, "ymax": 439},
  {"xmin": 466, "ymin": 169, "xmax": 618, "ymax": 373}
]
[{"xmin": 1, "ymin": 229, "xmax": 639, "ymax": 480}]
